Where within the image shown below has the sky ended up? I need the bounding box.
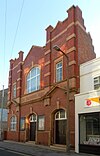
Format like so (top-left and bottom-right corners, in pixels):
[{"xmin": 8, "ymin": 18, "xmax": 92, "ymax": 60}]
[{"xmin": 0, "ymin": 0, "xmax": 100, "ymax": 89}]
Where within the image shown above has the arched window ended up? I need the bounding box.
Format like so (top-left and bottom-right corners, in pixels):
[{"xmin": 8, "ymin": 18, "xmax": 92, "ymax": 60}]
[
  {"xmin": 55, "ymin": 109, "xmax": 66, "ymax": 120},
  {"xmin": 10, "ymin": 115, "xmax": 17, "ymax": 131},
  {"xmin": 27, "ymin": 67, "xmax": 40, "ymax": 93},
  {"xmin": 29, "ymin": 114, "xmax": 37, "ymax": 122}
]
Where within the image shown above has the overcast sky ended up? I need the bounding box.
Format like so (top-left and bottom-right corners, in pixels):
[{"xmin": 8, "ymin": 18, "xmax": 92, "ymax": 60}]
[{"xmin": 0, "ymin": 0, "xmax": 100, "ymax": 89}]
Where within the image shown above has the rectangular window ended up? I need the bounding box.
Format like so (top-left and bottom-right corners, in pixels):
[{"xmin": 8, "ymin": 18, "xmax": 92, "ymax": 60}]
[
  {"xmin": 10, "ymin": 116, "xmax": 16, "ymax": 131},
  {"xmin": 38, "ymin": 115, "xmax": 45, "ymax": 130},
  {"xmin": 94, "ymin": 76, "xmax": 100, "ymax": 90},
  {"xmin": 13, "ymin": 84, "xmax": 16, "ymax": 98},
  {"xmin": 56, "ymin": 61, "xmax": 62, "ymax": 82},
  {"xmin": 79, "ymin": 113, "xmax": 100, "ymax": 146},
  {"xmin": 0, "ymin": 109, "xmax": 8, "ymax": 121},
  {"xmin": 20, "ymin": 117, "xmax": 25, "ymax": 131}
]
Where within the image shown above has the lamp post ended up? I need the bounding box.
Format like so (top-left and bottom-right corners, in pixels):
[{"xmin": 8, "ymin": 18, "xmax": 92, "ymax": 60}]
[{"xmin": 53, "ymin": 45, "xmax": 70, "ymax": 153}]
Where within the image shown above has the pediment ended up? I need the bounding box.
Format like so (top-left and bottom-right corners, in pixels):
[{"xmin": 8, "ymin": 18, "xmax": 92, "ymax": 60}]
[
  {"xmin": 42, "ymin": 85, "xmax": 67, "ymax": 100},
  {"xmin": 24, "ymin": 45, "xmax": 43, "ymax": 63}
]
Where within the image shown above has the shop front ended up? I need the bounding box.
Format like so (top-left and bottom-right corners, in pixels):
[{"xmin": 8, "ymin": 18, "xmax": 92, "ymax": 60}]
[
  {"xmin": 75, "ymin": 90, "xmax": 100, "ymax": 155},
  {"xmin": 79, "ymin": 112, "xmax": 100, "ymax": 154}
]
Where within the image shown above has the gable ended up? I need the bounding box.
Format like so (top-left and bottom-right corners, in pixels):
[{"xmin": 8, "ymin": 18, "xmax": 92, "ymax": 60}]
[{"xmin": 43, "ymin": 85, "xmax": 67, "ymax": 100}]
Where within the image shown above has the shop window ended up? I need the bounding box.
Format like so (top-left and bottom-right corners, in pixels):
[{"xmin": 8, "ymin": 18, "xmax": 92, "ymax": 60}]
[
  {"xmin": 79, "ymin": 113, "xmax": 100, "ymax": 146},
  {"xmin": 27, "ymin": 67, "xmax": 40, "ymax": 93},
  {"xmin": 10, "ymin": 115, "xmax": 17, "ymax": 131},
  {"xmin": 94, "ymin": 76, "xmax": 100, "ymax": 90},
  {"xmin": 56, "ymin": 61, "xmax": 62, "ymax": 82}
]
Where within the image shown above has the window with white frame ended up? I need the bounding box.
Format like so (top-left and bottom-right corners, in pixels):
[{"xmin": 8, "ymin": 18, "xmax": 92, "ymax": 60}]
[
  {"xmin": 27, "ymin": 67, "xmax": 40, "ymax": 93},
  {"xmin": 56, "ymin": 61, "xmax": 62, "ymax": 82},
  {"xmin": 94, "ymin": 76, "xmax": 100, "ymax": 90},
  {"xmin": 13, "ymin": 84, "xmax": 16, "ymax": 98},
  {"xmin": 10, "ymin": 116, "xmax": 17, "ymax": 131},
  {"xmin": 29, "ymin": 114, "xmax": 37, "ymax": 122},
  {"xmin": 55, "ymin": 109, "xmax": 66, "ymax": 120}
]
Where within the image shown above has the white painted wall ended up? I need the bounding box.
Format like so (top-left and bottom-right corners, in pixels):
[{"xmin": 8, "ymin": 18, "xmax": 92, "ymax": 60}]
[
  {"xmin": 80, "ymin": 57, "xmax": 100, "ymax": 92},
  {"xmin": 75, "ymin": 57, "xmax": 100, "ymax": 153}
]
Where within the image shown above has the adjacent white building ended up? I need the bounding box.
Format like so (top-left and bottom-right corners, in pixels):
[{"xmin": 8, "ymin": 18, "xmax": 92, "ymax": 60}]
[{"xmin": 75, "ymin": 57, "xmax": 100, "ymax": 155}]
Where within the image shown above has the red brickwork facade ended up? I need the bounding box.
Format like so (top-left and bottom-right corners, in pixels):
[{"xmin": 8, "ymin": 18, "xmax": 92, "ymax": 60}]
[{"xmin": 7, "ymin": 5, "xmax": 96, "ymax": 148}]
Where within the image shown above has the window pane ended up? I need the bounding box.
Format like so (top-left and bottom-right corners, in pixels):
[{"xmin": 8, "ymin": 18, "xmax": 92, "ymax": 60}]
[
  {"xmin": 27, "ymin": 67, "xmax": 40, "ymax": 93},
  {"xmin": 94, "ymin": 84, "xmax": 100, "ymax": 90},
  {"xmin": 32, "ymin": 77, "xmax": 36, "ymax": 91},
  {"xmin": 10, "ymin": 116, "xmax": 17, "ymax": 131},
  {"xmin": 55, "ymin": 109, "xmax": 66, "ymax": 120},
  {"xmin": 60, "ymin": 109, "xmax": 65, "ymax": 118},
  {"xmin": 31, "ymin": 68, "xmax": 36, "ymax": 77},
  {"xmin": 30, "ymin": 114, "xmax": 37, "ymax": 122},
  {"xmin": 27, "ymin": 80, "xmax": 31, "ymax": 93},
  {"xmin": 55, "ymin": 112, "xmax": 59, "ymax": 119},
  {"xmin": 31, "ymin": 78, "xmax": 35, "ymax": 91},
  {"xmin": 56, "ymin": 61, "xmax": 62, "ymax": 82},
  {"xmin": 20, "ymin": 117, "xmax": 25, "ymax": 131},
  {"xmin": 80, "ymin": 113, "xmax": 100, "ymax": 145},
  {"xmin": 37, "ymin": 67, "xmax": 40, "ymax": 74},
  {"xmin": 94, "ymin": 76, "xmax": 100, "ymax": 90}
]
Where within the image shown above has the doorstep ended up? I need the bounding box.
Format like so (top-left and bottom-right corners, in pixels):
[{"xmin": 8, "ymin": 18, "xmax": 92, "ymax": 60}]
[
  {"xmin": 25, "ymin": 141, "xmax": 35, "ymax": 145},
  {"xmin": 50, "ymin": 144, "xmax": 66, "ymax": 152}
]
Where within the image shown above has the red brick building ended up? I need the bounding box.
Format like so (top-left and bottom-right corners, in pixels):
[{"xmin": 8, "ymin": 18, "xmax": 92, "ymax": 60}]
[{"xmin": 7, "ymin": 5, "xmax": 96, "ymax": 149}]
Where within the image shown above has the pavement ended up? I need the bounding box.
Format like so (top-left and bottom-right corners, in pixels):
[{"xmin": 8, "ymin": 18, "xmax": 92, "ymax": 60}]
[{"xmin": 0, "ymin": 140, "xmax": 97, "ymax": 156}]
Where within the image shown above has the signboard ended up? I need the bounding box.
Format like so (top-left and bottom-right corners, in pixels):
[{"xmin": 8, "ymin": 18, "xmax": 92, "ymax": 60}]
[{"xmin": 85, "ymin": 97, "xmax": 100, "ymax": 107}]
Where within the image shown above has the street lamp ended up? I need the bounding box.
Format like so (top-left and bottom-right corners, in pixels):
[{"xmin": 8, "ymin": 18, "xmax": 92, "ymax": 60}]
[{"xmin": 53, "ymin": 45, "xmax": 70, "ymax": 153}]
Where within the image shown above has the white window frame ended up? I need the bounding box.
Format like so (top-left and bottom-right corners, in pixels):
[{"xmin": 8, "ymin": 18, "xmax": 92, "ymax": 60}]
[
  {"xmin": 27, "ymin": 67, "xmax": 40, "ymax": 93},
  {"xmin": 55, "ymin": 109, "xmax": 66, "ymax": 120},
  {"xmin": 29, "ymin": 114, "xmax": 37, "ymax": 122},
  {"xmin": 10, "ymin": 115, "xmax": 17, "ymax": 131},
  {"xmin": 94, "ymin": 76, "xmax": 100, "ymax": 90},
  {"xmin": 56, "ymin": 61, "xmax": 62, "ymax": 82}
]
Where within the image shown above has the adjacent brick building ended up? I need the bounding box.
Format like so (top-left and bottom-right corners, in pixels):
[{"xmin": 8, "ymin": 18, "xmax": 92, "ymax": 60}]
[{"xmin": 7, "ymin": 5, "xmax": 96, "ymax": 149}]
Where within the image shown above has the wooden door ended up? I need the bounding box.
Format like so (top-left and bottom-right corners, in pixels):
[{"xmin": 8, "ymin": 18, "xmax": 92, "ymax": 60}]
[
  {"xmin": 56, "ymin": 120, "xmax": 66, "ymax": 144},
  {"xmin": 30, "ymin": 122, "xmax": 36, "ymax": 141}
]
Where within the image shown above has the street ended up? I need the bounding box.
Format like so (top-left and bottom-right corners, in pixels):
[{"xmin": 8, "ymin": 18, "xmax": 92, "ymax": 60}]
[
  {"xmin": 0, "ymin": 141, "xmax": 98, "ymax": 156},
  {"xmin": 0, "ymin": 148, "xmax": 30, "ymax": 156}
]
